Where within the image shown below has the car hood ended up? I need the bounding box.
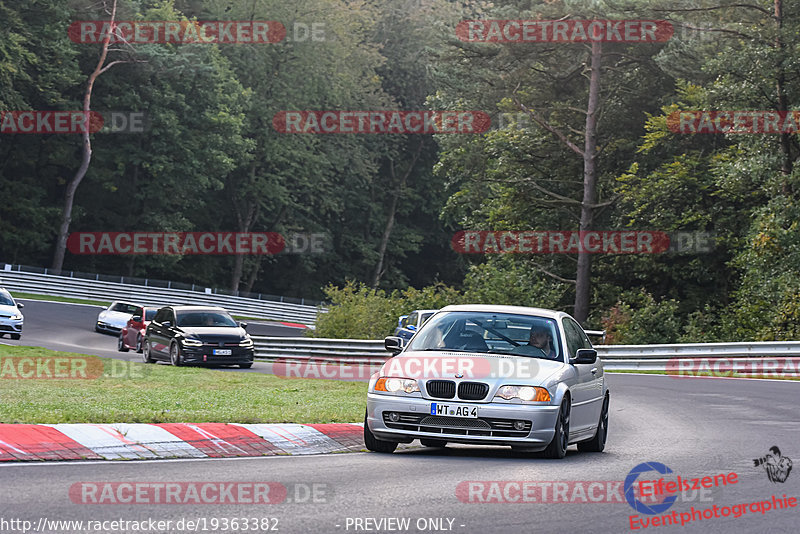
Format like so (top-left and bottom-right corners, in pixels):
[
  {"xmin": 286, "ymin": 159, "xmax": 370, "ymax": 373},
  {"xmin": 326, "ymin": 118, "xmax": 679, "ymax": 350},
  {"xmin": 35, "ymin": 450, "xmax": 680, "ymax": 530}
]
[
  {"xmin": 0, "ymin": 304, "xmax": 21, "ymax": 316},
  {"xmin": 379, "ymin": 349, "xmax": 565, "ymax": 387},
  {"xmin": 179, "ymin": 326, "xmax": 247, "ymax": 339},
  {"xmin": 100, "ymin": 310, "xmax": 132, "ymax": 319}
]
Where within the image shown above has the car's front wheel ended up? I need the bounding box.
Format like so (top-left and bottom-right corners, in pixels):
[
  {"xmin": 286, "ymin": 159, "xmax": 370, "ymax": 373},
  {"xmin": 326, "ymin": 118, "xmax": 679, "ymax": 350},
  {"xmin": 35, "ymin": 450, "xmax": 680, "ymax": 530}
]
[
  {"xmin": 118, "ymin": 333, "xmax": 129, "ymax": 352},
  {"xmin": 170, "ymin": 343, "xmax": 183, "ymax": 367},
  {"xmin": 363, "ymin": 411, "xmax": 397, "ymax": 453},
  {"xmin": 135, "ymin": 335, "xmax": 143, "ymax": 353},
  {"xmin": 142, "ymin": 340, "xmax": 155, "ymax": 363},
  {"xmin": 578, "ymin": 393, "xmax": 609, "ymax": 453},
  {"xmin": 10, "ymin": 334, "xmax": 20, "ymax": 340},
  {"xmin": 543, "ymin": 398, "xmax": 570, "ymax": 459}
]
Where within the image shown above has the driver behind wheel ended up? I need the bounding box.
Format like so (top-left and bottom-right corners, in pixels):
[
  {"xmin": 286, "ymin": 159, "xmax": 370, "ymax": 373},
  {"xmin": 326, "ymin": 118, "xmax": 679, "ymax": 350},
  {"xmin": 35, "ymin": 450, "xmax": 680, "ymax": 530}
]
[{"xmin": 511, "ymin": 325, "xmax": 558, "ymax": 359}]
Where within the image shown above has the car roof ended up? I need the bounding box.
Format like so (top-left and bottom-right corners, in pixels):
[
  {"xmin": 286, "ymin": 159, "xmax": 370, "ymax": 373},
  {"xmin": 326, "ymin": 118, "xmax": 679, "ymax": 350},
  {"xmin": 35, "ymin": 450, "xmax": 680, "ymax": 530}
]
[
  {"xmin": 437, "ymin": 304, "xmax": 568, "ymax": 320},
  {"xmin": 413, "ymin": 309, "xmax": 438, "ymax": 314}
]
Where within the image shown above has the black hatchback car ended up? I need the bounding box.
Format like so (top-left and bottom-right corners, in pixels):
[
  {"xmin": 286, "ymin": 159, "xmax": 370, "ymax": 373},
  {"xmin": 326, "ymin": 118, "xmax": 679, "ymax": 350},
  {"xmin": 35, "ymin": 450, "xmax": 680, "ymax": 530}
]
[{"xmin": 143, "ymin": 305, "xmax": 255, "ymax": 368}]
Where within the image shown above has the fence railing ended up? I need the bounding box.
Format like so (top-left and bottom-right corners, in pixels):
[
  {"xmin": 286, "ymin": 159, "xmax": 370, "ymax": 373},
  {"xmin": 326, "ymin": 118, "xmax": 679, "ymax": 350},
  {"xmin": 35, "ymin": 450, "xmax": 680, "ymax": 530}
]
[
  {"xmin": 0, "ymin": 264, "xmax": 321, "ymax": 324},
  {"xmin": 252, "ymin": 337, "xmax": 800, "ymax": 373}
]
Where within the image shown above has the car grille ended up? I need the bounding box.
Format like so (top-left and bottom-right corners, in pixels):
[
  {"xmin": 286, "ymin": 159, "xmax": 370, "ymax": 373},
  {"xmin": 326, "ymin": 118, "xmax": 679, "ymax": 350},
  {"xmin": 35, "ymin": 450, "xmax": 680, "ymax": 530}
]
[
  {"xmin": 382, "ymin": 411, "xmax": 532, "ymax": 438},
  {"xmin": 458, "ymin": 381, "xmax": 489, "ymax": 400},
  {"xmin": 426, "ymin": 380, "xmax": 456, "ymax": 399}
]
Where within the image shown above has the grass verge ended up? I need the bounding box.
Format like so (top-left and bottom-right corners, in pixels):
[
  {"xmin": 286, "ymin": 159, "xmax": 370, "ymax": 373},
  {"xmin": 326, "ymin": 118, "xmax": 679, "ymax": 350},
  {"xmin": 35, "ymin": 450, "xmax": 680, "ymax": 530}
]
[{"xmin": 0, "ymin": 346, "xmax": 366, "ymax": 424}]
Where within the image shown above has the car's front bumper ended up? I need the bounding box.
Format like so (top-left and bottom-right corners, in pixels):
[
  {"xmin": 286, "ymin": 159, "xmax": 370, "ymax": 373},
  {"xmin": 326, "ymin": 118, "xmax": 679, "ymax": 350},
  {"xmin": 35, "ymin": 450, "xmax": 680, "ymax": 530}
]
[
  {"xmin": 0, "ymin": 317, "xmax": 23, "ymax": 335},
  {"xmin": 366, "ymin": 392, "xmax": 559, "ymax": 450},
  {"xmin": 180, "ymin": 346, "xmax": 255, "ymax": 365}
]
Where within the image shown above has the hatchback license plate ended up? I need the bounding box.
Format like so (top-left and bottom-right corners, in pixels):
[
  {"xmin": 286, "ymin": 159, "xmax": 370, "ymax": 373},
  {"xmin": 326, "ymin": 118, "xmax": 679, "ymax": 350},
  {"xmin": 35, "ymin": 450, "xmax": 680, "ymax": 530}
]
[
  {"xmin": 430, "ymin": 403, "xmax": 478, "ymax": 418},
  {"xmin": 213, "ymin": 349, "xmax": 232, "ymax": 356}
]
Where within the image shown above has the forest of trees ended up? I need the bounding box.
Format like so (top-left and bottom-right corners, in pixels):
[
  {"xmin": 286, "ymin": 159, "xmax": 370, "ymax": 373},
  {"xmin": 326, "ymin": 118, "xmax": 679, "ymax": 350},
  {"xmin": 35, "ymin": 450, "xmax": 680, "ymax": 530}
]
[{"xmin": 1, "ymin": 0, "xmax": 798, "ymax": 342}]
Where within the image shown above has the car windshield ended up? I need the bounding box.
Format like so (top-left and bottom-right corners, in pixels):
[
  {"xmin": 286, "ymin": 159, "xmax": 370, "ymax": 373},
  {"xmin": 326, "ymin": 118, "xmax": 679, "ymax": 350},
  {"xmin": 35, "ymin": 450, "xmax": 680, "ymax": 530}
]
[
  {"xmin": 406, "ymin": 311, "xmax": 562, "ymax": 359},
  {"xmin": 144, "ymin": 309, "xmax": 157, "ymax": 321},
  {"xmin": 111, "ymin": 303, "xmax": 140, "ymax": 314},
  {"xmin": 177, "ymin": 311, "xmax": 237, "ymax": 328},
  {"xmin": 0, "ymin": 293, "xmax": 15, "ymax": 306}
]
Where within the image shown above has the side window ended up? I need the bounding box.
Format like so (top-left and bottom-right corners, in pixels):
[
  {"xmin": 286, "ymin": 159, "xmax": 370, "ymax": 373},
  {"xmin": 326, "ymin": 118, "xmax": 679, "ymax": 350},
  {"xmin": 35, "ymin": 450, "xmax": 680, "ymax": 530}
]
[
  {"xmin": 407, "ymin": 312, "xmax": 418, "ymax": 328},
  {"xmin": 563, "ymin": 319, "xmax": 583, "ymax": 359},
  {"xmin": 153, "ymin": 309, "xmax": 169, "ymax": 323}
]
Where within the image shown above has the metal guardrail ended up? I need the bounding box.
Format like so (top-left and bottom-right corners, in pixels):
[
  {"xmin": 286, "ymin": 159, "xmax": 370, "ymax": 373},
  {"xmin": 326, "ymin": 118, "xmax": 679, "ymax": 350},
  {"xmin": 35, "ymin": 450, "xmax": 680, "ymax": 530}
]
[
  {"xmin": 0, "ymin": 266, "xmax": 321, "ymax": 324},
  {"xmin": 252, "ymin": 337, "xmax": 800, "ymax": 372}
]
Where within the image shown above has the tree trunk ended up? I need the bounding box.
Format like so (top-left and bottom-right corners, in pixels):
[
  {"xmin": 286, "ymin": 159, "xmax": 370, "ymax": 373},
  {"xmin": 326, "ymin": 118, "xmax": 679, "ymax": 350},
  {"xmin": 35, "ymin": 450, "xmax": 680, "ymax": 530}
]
[
  {"xmin": 52, "ymin": 0, "xmax": 119, "ymax": 271},
  {"xmin": 573, "ymin": 40, "xmax": 602, "ymax": 324},
  {"xmin": 371, "ymin": 141, "xmax": 423, "ymax": 287},
  {"xmin": 774, "ymin": 0, "xmax": 793, "ymax": 182}
]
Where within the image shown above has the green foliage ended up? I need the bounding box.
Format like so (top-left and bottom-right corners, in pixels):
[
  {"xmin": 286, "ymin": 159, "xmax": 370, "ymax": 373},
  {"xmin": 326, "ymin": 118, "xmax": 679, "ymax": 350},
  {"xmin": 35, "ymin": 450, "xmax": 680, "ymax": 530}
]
[
  {"xmin": 601, "ymin": 291, "xmax": 683, "ymax": 345},
  {"xmin": 313, "ymin": 280, "xmax": 465, "ymax": 339}
]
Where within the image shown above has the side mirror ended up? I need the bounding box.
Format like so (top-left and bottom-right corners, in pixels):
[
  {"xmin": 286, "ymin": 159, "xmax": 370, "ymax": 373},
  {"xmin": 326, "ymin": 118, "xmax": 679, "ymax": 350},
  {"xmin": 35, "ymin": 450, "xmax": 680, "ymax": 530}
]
[
  {"xmin": 384, "ymin": 336, "xmax": 405, "ymax": 355},
  {"xmin": 162, "ymin": 321, "xmax": 172, "ymax": 328},
  {"xmin": 131, "ymin": 315, "xmax": 142, "ymax": 323},
  {"xmin": 571, "ymin": 348, "xmax": 597, "ymax": 365},
  {"xmin": 240, "ymin": 322, "xmax": 248, "ymax": 330},
  {"xmin": 16, "ymin": 302, "xmax": 24, "ymax": 309}
]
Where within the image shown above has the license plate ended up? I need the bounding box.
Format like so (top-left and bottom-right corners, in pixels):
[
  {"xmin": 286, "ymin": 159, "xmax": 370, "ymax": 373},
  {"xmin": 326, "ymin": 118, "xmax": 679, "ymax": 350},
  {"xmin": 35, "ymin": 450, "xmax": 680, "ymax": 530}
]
[
  {"xmin": 430, "ymin": 403, "xmax": 478, "ymax": 418},
  {"xmin": 213, "ymin": 349, "xmax": 232, "ymax": 356}
]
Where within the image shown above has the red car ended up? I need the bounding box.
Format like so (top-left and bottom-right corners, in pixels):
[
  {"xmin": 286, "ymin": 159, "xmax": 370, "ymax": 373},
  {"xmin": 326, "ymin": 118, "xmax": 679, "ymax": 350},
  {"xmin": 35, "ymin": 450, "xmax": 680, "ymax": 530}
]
[{"xmin": 118, "ymin": 306, "xmax": 158, "ymax": 353}]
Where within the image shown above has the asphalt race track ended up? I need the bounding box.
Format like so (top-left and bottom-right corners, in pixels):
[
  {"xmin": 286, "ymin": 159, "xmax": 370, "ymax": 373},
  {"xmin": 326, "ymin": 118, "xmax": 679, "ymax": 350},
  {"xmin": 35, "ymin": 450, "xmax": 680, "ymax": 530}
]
[
  {"xmin": 0, "ymin": 299, "xmax": 305, "ymax": 372},
  {"xmin": 1, "ymin": 300, "xmax": 798, "ymax": 533},
  {"xmin": 1, "ymin": 374, "xmax": 798, "ymax": 533}
]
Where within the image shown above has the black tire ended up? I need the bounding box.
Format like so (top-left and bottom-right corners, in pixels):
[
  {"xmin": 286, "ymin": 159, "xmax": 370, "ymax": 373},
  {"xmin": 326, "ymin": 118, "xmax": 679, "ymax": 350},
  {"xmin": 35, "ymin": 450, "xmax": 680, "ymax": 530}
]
[
  {"xmin": 239, "ymin": 363, "xmax": 253, "ymax": 369},
  {"xmin": 170, "ymin": 342, "xmax": 183, "ymax": 367},
  {"xmin": 142, "ymin": 340, "xmax": 155, "ymax": 363},
  {"xmin": 117, "ymin": 334, "xmax": 129, "ymax": 352},
  {"xmin": 10, "ymin": 334, "xmax": 20, "ymax": 340},
  {"xmin": 543, "ymin": 398, "xmax": 570, "ymax": 459},
  {"xmin": 420, "ymin": 439, "xmax": 447, "ymax": 448},
  {"xmin": 135, "ymin": 335, "xmax": 143, "ymax": 353},
  {"xmin": 363, "ymin": 411, "xmax": 397, "ymax": 453},
  {"xmin": 578, "ymin": 393, "xmax": 609, "ymax": 453}
]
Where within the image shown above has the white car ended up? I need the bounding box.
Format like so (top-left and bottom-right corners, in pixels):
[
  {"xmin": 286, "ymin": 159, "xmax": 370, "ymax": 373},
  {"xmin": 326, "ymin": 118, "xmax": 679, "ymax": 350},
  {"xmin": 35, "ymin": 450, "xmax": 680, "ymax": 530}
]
[
  {"xmin": 95, "ymin": 300, "xmax": 142, "ymax": 334},
  {"xmin": 0, "ymin": 288, "xmax": 24, "ymax": 340},
  {"xmin": 366, "ymin": 304, "xmax": 609, "ymax": 459}
]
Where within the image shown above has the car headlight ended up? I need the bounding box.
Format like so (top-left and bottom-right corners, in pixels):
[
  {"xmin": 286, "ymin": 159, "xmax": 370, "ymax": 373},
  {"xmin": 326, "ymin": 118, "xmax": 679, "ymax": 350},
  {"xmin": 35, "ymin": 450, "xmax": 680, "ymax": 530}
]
[
  {"xmin": 374, "ymin": 377, "xmax": 420, "ymax": 394},
  {"xmin": 10, "ymin": 313, "xmax": 22, "ymax": 321},
  {"xmin": 239, "ymin": 337, "xmax": 254, "ymax": 347},
  {"xmin": 495, "ymin": 385, "xmax": 550, "ymax": 402},
  {"xmin": 181, "ymin": 337, "xmax": 203, "ymax": 347}
]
